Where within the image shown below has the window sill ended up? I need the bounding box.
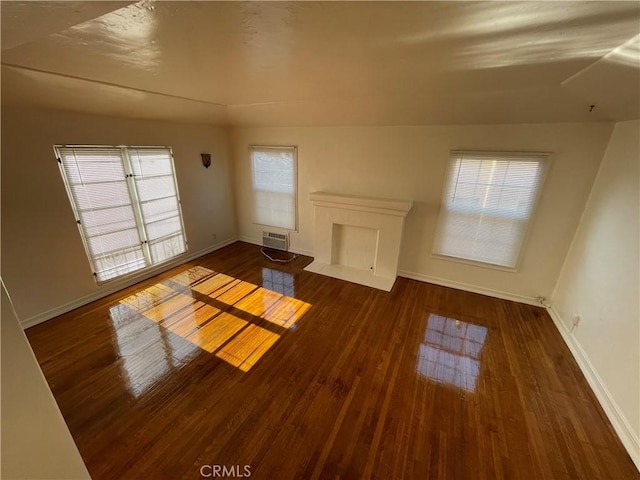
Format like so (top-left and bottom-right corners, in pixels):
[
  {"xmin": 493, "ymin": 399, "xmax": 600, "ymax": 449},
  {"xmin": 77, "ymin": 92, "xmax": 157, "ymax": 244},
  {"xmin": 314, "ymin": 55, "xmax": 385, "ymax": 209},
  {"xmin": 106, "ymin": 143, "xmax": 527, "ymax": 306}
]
[
  {"xmin": 252, "ymin": 222, "xmax": 298, "ymax": 234},
  {"xmin": 94, "ymin": 250, "xmax": 189, "ymax": 286}
]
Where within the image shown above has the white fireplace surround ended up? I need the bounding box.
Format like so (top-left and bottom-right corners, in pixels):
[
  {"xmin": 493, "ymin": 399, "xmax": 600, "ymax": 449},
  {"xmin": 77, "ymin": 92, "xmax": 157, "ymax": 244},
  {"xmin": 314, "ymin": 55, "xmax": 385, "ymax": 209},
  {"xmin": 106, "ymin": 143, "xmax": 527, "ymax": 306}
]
[{"xmin": 304, "ymin": 192, "xmax": 413, "ymax": 291}]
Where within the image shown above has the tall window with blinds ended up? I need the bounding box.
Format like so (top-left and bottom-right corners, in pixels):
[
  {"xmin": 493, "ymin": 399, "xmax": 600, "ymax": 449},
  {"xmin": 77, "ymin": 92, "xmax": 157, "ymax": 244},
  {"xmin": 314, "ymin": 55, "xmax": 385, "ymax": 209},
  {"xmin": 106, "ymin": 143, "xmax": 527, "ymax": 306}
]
[
  {"xmin": 55, "ymin": 146, "xmax": 187, "ymax": 282},
  {"xmin": 250, "ymin": 146, "xmax": 297, "ymax": 231},
  {"xmin": 433, "ymin": 151, "xmax": 547, "ymax": 269}
]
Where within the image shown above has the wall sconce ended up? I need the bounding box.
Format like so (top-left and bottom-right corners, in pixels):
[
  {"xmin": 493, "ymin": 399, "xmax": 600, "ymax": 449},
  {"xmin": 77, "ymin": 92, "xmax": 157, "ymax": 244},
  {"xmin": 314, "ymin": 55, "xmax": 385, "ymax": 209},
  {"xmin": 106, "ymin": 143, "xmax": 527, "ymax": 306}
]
[{"xmin": 201, "ymin": 153, "xmax": 211, "ymax": 168}]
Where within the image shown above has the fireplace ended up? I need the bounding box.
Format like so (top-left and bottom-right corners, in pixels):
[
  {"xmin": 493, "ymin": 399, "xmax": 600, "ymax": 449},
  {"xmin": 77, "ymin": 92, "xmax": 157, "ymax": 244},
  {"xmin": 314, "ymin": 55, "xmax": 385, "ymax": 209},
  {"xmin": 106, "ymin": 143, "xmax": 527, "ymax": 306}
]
[{"xmin": 304, "ymin": 192, "xmax": 412, "ymax": 291}]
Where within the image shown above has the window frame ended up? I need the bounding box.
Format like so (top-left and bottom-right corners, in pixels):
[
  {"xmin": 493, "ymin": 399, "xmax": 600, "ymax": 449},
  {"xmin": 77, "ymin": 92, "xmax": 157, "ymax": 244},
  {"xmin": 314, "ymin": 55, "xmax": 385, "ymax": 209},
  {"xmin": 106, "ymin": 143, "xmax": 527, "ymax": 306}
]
[
  {"xmin": 249, "ymin": 145, "xmax": 299, "ymax": 232},
  {"xmin": 431, "ymin": 150, "xmax": 550, "ymax": 272},
  {"xmin": 54, "ymin": 144, "xmax": 188, "ymax": 284}
]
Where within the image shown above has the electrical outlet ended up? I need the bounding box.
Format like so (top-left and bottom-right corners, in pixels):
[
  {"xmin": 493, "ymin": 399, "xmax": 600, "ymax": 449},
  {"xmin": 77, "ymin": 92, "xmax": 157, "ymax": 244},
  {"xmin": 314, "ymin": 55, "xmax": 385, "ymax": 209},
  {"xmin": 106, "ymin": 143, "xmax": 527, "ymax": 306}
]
[{"xmin": 212, "ymin": 233, "xmax": 217, "ymax": 240}]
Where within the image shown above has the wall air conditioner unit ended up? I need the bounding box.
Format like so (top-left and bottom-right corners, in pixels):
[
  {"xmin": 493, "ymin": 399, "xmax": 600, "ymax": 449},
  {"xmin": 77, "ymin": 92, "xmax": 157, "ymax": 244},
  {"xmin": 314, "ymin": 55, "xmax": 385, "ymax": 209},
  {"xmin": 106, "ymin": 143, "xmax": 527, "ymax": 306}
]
[{"xmin": 262, "ymin": 231, "xmax": 289, "ymax": 251}]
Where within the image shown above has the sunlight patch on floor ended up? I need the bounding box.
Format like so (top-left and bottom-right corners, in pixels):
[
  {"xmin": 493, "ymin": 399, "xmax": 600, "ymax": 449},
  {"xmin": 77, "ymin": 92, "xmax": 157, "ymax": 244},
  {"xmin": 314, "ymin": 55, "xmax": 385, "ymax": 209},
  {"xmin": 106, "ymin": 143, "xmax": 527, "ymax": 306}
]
[{"xmin": 110, "ymin": 266, "xmax": 311, "ymax": 379}]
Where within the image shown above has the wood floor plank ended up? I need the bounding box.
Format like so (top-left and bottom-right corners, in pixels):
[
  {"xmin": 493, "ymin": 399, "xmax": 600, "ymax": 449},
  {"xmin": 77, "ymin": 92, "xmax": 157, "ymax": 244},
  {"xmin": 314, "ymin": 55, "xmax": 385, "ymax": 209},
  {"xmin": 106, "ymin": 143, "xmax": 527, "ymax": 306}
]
[
  {"xmin": 25, "ymin": 241, "xmax": 639, "ymax": 480},
  {"xmin": 187, "ymin": 311, "xmax": 247, "ymax": 353}
]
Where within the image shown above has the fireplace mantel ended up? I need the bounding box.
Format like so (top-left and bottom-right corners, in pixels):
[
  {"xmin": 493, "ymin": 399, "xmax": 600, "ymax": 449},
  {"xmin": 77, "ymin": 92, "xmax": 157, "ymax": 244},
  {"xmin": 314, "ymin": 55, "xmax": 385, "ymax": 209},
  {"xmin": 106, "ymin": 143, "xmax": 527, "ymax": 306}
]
[
  {"xmin": 304, "ymin": 191, "xmax": 412, "ymax": 291},
  {"xmin": 308, "ymin": 192, "xmax": 413, "ymax": 216}
]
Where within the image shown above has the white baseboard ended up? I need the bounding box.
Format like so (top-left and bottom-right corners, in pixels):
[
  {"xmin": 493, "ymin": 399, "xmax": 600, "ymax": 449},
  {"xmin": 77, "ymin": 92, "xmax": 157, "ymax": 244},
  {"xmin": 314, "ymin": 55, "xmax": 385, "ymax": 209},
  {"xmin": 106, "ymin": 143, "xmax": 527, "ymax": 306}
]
[
  {"xmin": 397, "ymin": 270, "xmax": 540, "ymax": 306},
  {"xmin": 547, "ymin": 306, "xmax": 640, "ymax": 470},
  {"xmin": 238, "ymin": 235, "xmax": 314, "ymax": 257},
  {"xmin": 21, "ymin": 237, "xmax": 238, "ymax": 329}
]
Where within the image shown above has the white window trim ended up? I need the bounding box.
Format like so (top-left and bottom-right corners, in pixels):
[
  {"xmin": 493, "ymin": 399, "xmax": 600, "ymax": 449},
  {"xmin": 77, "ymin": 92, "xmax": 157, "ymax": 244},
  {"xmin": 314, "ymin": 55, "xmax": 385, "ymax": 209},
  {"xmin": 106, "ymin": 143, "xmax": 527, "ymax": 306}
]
[
  {"xmin": 54, "ymin": 144, "xmax": 188, "ymax": 284},
  {"xmin": 431, "ymin": 150, "xmax": 550, "ymax": 272},
  {"xmin": 249, "ymin": 145, "xmax": 299, "ymax": 233}
]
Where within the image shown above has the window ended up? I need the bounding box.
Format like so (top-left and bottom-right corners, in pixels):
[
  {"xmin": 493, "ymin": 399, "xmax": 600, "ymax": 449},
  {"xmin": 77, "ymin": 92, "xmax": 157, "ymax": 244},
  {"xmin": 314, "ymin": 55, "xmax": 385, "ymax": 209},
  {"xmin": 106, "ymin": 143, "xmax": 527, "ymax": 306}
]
[
  {"xmin": 55, "ymin": 146, "xmax": 187, "ymax": 282},
  {"xmin": 250, "ymin": 146, "xmax": 297, "ymax": 230},
  {"xmin": 433, "ymin": 151, "xmax": 547, "ymax": 269}
]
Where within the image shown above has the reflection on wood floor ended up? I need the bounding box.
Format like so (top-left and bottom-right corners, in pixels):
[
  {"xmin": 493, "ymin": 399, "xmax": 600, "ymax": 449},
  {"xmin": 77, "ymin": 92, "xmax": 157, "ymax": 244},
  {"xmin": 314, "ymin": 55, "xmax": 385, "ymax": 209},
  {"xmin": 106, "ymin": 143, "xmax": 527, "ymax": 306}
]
[
  {"xmin": 416, "ymin": 314, "xmax": 488, "ymax": 393},
  {"xmin": 26, "ymin": 242, "xmax": 639, "ymax": 480},
  {"xmin": 114, "ymin": 266, "xmax": 311, "ymax": 380}
]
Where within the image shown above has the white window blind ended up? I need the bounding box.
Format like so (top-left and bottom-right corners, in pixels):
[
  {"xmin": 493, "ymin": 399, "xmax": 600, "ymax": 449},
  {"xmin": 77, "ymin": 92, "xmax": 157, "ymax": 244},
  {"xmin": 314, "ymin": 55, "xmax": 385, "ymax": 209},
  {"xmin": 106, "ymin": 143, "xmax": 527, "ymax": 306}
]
[
  {"xmin": 56, "ymin": 146, "xmax": 187, "ymax": 282},
  {"xmin": 433, "ymin": 151, "xmax": 546, "ymax": 269},
  {"xmin": 128, "ymin": 148, "xmax": 186, "ymax": 264},
  {"xmin": 250, "ymin": 146, "xmax": 297, "ymax": 230}
]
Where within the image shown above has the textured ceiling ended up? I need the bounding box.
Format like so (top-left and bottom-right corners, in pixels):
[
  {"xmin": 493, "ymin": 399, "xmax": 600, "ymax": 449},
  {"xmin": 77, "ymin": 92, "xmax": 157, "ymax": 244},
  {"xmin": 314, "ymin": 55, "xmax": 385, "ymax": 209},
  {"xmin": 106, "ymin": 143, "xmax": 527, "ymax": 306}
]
[{"xmin": 2, "ymin": 1, "xmax": 639, "ymax": 126}]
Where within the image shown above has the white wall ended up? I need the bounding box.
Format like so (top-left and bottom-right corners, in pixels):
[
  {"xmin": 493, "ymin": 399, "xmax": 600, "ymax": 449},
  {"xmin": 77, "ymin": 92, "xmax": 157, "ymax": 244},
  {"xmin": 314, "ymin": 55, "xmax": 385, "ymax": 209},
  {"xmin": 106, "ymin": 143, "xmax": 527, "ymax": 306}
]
[
  {"xmin": 551, "ymin": 119, "xmax": 639, "ymax": 467},
  {"xmin": 1, "ymin": 107, "xmax": 237, "ymax": 325},
  {"xmin": 231, "ymin": 123, "xmax": 613, "ymax": 302},
  {"xmin": 1, "ymin": 281, "xmax": 91, "ymax": 480}
]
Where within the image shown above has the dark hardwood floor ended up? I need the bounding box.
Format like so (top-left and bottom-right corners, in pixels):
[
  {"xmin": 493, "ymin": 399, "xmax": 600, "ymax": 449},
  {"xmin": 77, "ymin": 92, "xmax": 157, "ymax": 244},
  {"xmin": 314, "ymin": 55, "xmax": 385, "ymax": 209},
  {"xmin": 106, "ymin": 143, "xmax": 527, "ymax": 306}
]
[{"xmin": 26, "ymin": 242, "xmax": 638, "ymax": 480}]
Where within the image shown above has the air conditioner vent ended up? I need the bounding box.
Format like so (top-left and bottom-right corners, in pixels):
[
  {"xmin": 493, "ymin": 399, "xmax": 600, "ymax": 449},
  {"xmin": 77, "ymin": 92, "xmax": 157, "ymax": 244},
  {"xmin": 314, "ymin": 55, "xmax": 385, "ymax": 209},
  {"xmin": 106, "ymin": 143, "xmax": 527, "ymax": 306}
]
[{"xmin": 262, "ymin": 231, "xmax": 289, "ymax": 251}]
